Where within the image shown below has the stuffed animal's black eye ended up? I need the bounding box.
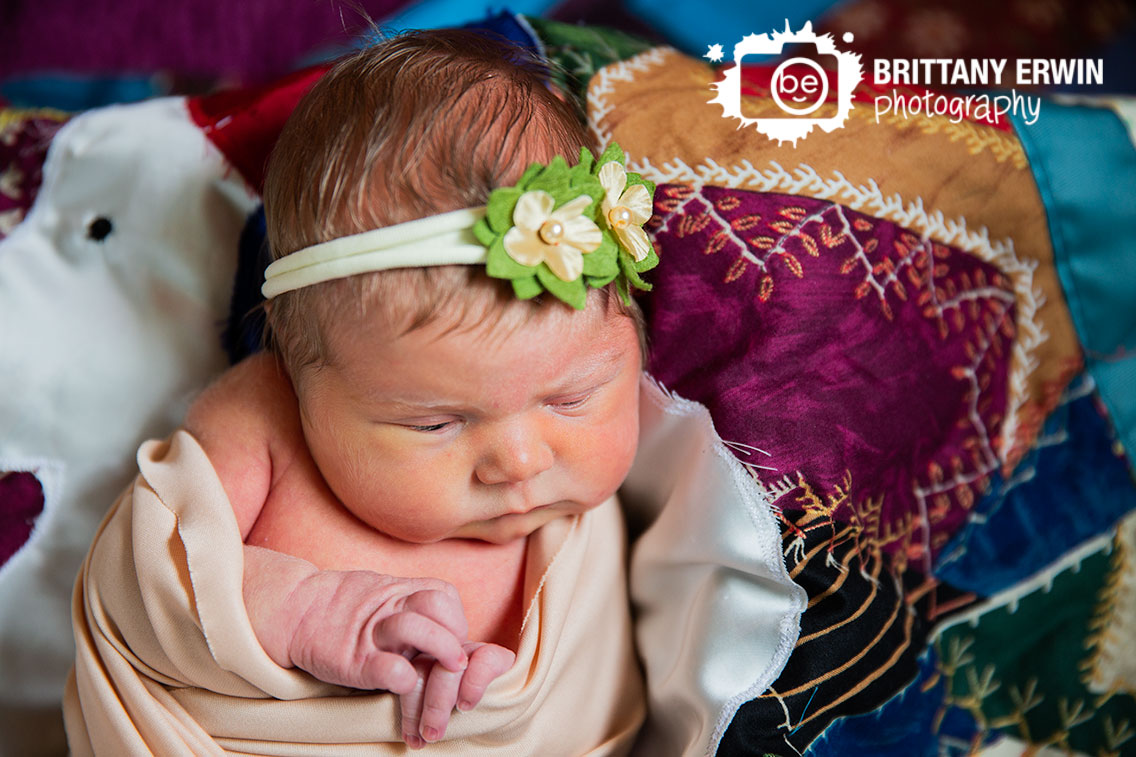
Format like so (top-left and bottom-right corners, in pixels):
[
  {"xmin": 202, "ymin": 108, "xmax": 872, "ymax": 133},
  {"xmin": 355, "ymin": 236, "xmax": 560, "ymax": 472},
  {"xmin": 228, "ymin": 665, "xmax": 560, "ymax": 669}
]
[{"xmin": 87, "ymin": 217, "xmax": 113, "ymax": 242}]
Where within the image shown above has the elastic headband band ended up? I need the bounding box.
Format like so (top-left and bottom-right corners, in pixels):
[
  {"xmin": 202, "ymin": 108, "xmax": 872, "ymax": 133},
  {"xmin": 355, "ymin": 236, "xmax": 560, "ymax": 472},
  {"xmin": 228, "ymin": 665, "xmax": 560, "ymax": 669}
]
[
  {"xmin": 260, "ymin": 144, "xmax": 658, "ymax": 310},
  {"xmin": 261, "ymin": 207, "xmax": 487, "ymax": 299}
]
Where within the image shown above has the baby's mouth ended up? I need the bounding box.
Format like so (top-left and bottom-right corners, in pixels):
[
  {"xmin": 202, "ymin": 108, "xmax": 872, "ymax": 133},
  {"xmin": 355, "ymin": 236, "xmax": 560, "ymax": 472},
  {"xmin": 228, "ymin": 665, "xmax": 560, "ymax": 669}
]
[
  {"xmin": 465, "ymin": 506, "xmax": 560, "ymax": 544},
  {"xmin": 500, "ymin": 501, "xmax": 552, "ymax": 519},
  {"xmin": 495, "ymin": 488, "xmax": 554, "ymax": 516}
]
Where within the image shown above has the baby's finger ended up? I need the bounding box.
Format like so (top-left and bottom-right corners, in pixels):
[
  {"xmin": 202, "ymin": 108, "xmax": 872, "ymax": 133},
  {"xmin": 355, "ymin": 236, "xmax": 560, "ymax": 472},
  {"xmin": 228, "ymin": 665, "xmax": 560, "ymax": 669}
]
[
  {"xmin": 398, "ymin": 659, "xmax": 431, "ymax": 750},
  {"xmin": 373, "ymin": 613, "xmax": 467, "ymax": 672},
  {"xmin": 402, "ymin": 589, "xmax": 469, "ymax": 641},
  {"xmin": 357, "ymin": 651, "xmax": 418, "ymax": 695},
  {"xmin": 418, "ymin": 661, "xmax": 463, "ymax": 743},
  {"xmin": 456, "ymin": 643, "xmax": 516, "ymax": 712}
]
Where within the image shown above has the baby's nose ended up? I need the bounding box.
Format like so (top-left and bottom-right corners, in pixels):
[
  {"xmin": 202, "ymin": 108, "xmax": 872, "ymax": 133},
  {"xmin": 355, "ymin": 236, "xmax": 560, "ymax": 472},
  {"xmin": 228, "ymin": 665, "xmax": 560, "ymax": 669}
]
[{"xmin": 474, "ymin": 421, "xmax": 553, "ymax": 485}]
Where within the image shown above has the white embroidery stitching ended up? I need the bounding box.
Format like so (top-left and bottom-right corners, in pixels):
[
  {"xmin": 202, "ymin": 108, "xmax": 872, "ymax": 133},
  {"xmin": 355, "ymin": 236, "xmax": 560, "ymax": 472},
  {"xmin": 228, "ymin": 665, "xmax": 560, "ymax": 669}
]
[{"xmin": 586, "ymin": 47, "xmax": 672, "ymax": 151}]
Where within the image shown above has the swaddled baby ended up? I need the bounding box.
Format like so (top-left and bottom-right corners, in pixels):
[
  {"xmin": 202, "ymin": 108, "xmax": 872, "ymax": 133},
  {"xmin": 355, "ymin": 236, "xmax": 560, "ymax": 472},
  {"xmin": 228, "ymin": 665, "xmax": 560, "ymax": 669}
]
[{"xmin": 66, "ymin": 28, "xmax": 655, "ymax": 756}]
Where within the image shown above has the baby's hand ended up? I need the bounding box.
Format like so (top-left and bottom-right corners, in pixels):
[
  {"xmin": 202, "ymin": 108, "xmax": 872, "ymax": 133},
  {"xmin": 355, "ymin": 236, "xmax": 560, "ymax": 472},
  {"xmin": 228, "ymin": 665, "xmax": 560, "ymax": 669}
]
[
  {"xmin": 284, "ymin": 570, "xmax": 473, "ymax": 693},
  {"xmin": 242, "ymin": 551, "xmax": 516, "ymax": 746},
  {"xmin": 399, "ymin": 642, "xmax": 516, "ymax": 749}
]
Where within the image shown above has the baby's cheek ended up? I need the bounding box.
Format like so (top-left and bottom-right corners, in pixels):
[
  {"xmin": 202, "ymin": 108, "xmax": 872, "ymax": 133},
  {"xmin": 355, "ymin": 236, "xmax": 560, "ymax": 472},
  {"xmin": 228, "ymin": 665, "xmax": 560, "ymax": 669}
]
[
  {"xmin": 611, "ymin": 411, "xmax": 641, "ymax": 485},
  {"xmin": 609, "ymin": 379, "xmax": 642, "ymax": 470},
  {"xmin": 580, "ymin": 409, "xmax": 640, "ymax": 502},
  {"xmin": 355, "ymin": 454, "xmax": 468, "ymax": 543}
]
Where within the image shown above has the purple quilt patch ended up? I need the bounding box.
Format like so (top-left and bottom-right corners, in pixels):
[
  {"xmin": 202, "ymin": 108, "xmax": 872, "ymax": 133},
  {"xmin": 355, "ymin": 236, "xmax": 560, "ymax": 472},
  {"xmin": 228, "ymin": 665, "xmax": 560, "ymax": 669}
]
[
  {"xmin": 644, "ymin": 185, "xmax": 1015, "ymax": 572},
  {"xmin": 0, "ymin": 472, "xmax": 44, "ymax": 567}
]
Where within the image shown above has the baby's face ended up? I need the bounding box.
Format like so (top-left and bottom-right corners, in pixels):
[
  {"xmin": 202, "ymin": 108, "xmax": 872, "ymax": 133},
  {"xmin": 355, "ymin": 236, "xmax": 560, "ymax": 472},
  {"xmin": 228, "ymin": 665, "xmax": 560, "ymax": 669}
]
[{"xmin": 296, "ymin": 300, "xmax": 642, "ymax": 545}]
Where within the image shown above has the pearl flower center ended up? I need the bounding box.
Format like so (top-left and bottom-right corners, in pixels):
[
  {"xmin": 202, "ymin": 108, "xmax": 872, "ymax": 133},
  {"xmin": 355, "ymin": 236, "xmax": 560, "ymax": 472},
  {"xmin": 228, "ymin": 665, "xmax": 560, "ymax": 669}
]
[
  {"xmin": 538, "ymin": 219, "xmax": 565, "ymax": 244},
  {"xmin": 608, "ymin": 205, "xmax": 633, "ymax": 229}
]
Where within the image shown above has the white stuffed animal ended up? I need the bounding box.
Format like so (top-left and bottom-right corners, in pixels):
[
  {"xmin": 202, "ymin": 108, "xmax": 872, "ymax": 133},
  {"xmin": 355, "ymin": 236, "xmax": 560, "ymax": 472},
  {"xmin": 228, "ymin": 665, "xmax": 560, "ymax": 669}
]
[{"xmin": 0, "ymin": 96, "xmax": 257, "ymax": 754}]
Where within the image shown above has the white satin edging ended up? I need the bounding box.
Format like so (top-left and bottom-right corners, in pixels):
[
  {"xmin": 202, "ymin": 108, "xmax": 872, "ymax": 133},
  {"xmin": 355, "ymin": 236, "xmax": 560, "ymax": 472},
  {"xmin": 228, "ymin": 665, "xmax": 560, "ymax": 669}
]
[{"xmin": 624, "ymin": 375, "xmax": 807, "ymax": 757}]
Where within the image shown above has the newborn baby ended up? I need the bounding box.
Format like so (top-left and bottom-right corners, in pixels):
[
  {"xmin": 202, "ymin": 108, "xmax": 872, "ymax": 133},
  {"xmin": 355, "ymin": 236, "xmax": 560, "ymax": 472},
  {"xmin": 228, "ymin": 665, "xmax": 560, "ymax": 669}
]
[{"xmin": 66, "ymin": 28, "xmax": 654, "ymax": 756}]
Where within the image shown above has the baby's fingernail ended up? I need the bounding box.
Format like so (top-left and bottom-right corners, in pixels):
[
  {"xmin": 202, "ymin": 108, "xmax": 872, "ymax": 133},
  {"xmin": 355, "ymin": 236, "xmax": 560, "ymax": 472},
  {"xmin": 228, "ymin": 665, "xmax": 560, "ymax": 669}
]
[
  {"xmin": 405, "ymin": 734, "xmax": 424, "ymax": 749},
  {"xmin": 422, "ymin": 726, "xmax": 441, "ymax": 742},
  {"xmin": 457, "ymin": 699, "xmax": 474, "ymax": 712}
]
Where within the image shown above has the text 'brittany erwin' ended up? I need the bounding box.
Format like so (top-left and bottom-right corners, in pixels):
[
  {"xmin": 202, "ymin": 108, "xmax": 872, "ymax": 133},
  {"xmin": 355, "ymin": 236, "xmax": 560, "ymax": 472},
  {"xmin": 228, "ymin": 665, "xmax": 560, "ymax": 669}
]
[{"xmin": 873, "ymin": 58, "xmax": 1104, "ymax": 87}]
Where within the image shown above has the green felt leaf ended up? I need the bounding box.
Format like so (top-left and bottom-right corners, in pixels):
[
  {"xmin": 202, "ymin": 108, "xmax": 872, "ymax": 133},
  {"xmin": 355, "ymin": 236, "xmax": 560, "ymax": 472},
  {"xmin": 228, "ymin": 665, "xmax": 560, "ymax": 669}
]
[
  {"xmin": 633, "ymin": 244, "xmax": 659, "ymax": 273},
  {"xmin": 525, "ymin": 151, "xmax": 606, "ymax": 208},
  {"xmin": 547, "ymin": 154, "xmax": 569, "ymax": 174},
  {"xmin": 577, "ymin": 146, "xmax": 594, "ymax": 173},
  {"xmin": 486, "ymin": 187, "xmax": 522, "ymax": 234},
  {"xmin": 620, "ymin": 251, "xmax": 653, "ymax": 292},
  {"xmin": 597, "ymin": 142, "xmax": 625, "ymax": 168},
  {"xmin": 512, "ymin": 275, "xmax": 543, "ymax": 300},
  {"xmin": 568, "ymin": 160, "xmax": 584, "ymax": 182},
  {"xmin": 569, "ymin": 164, "xmax": 589, "ymax": 188},
  {"xmin": 571, "ymin": 178, "xmax": 605, "ymax": 206},
  {"xmin": 486, "ymin": 237, "xmax": 535, "ymax": 279},
  {"xmin": 517, "ymin": 162, "xmax": 543, "ymax": 189},
  {"xmin": 615, "ymin": 274, "xmax": 631, "ymax": 307},
  {"xmin": 624, "ymin": 173, "xmax": 655, "ymax": 200},
  {"xmin": 472, "ymin": 218, "xmax": 496, "ymax": 247},
  {"xmin": 531, "ymin": 174, "xmax": 572, "ymax": 205},
  {"xmin": 586, "ymin": 272, "xmax": 618, "ymax": 288},
  {"xmin": 569, "ymin": 149, "xmax": 599, "ymax": 189},
  {"xmin": 582, "ymin": 235, "xmax": 618, "ymax": 277},
  {"xmin": 537, "ymin": 264, "xmax": 587, "ymax": 309}
]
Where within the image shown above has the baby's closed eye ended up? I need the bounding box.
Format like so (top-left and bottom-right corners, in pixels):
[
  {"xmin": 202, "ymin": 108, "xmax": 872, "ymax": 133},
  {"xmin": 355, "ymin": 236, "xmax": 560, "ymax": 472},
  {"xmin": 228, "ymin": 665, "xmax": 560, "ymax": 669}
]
[
  {"xmin": 401, "ymin": 419, "xmax": 458, "ymax": 433},
  {"xmin": 408, "ymin": 421, "xmax": 454, "ymax": 433},
  {"xmin": 548, "ymin": 393, "xmax": 591, "ymax": 411}
]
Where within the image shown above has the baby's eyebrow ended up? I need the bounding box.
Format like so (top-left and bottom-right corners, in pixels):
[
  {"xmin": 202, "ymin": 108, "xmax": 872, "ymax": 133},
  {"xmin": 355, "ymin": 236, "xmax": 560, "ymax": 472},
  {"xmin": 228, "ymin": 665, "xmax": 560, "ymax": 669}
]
[
  {"xmin": 545, "ymin": 347, "xmax": 628, "ymax": 394},
  {"xmin": 373, "ymin": 371, "xmax": 613, "ymax": 413},
  {"xmin": 366, "ymin": 397, "xmax": 471, "ymax": 414}
]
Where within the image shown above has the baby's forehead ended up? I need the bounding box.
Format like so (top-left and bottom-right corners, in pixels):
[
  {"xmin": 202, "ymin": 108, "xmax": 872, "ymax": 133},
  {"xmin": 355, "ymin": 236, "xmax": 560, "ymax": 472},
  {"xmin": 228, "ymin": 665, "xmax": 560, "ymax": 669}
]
[
  {"xmin": 303, "ymin": 293, "xmax": 638, "ymax": 411},
  {"xmin": 325, "ymin": 292, "xmax": 630, "ymax": 369},
  {"xmin": 387, "ymin": 295, "xmax": 610, "ymax": 346}
]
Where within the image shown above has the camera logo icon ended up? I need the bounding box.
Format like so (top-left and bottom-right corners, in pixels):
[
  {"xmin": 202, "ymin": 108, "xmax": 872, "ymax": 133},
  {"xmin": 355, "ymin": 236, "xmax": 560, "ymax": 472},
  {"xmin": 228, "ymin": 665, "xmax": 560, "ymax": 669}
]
[
  {"xmin": 771, "ymin": 55, "xmax": 830, "ymax": 116},
  {"xmin": 708, "ymin": 22, "xmax": 863, "ymax": 145}
]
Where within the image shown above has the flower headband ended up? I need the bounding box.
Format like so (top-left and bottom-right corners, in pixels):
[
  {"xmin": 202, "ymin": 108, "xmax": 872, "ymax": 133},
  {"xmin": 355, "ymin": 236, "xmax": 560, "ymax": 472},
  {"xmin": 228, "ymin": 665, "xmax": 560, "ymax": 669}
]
[{"xmin": 261, "ymin": 143, "xmax": 658, "ymax": 309}]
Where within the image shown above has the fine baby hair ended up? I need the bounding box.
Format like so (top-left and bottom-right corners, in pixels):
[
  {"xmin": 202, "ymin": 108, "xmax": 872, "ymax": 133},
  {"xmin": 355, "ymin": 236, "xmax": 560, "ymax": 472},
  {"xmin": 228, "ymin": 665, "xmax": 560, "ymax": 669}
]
[{"xmin": 261, "ymin": 29, "xmax": 650, "ymax": 380}]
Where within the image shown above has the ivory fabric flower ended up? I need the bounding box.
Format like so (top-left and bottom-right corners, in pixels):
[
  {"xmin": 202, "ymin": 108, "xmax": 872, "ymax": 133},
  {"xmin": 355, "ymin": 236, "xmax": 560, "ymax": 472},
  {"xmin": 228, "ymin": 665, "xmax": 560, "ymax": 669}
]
[
  {"xmin": 474, "ymin": 143, "xmax": 657, "ymax": 309},
  {"xmin": 503, "ymin": 191, "xmax": 602, "ymax": 282},
  {"xmin": 598, "ymin": 161, "xmax": 652, "ymax": 262}
]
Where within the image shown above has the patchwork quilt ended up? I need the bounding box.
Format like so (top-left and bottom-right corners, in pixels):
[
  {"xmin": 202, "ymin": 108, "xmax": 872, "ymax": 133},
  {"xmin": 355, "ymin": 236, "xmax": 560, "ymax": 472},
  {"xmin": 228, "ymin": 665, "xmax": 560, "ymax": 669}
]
[
  {"xmin": 571, "ymin": 35, "xmax": 1136, "ymax": 757},
  {"xmin": 2, "ymin": 13, "xmax": 1134, "ymax": 757}
]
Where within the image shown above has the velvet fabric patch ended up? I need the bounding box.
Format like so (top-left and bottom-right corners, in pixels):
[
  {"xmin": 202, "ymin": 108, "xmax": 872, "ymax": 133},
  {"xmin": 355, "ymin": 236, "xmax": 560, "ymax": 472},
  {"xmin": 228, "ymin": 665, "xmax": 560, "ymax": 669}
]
[
  {"xmin": 0, "ymin": 473, "xmax": 44, "ymax": 568},
  {"xmin": 645, "ymin": 184, "xmax": 1014, "ymax": 572}
]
